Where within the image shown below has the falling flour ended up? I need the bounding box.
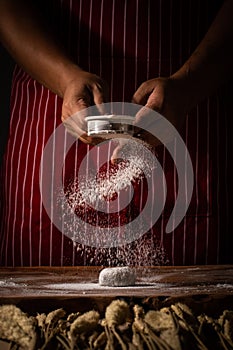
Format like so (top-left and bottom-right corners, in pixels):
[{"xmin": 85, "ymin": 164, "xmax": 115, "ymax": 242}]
[
  {"xmin": 65, "ymin": 139, "xmax": 157, "ymax": 209},
  {"xmin": 57, "ymin": 138, "xmax": 169, "ymax": 266}
]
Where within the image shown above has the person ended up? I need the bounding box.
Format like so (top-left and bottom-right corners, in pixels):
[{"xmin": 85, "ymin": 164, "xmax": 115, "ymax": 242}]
[{"xmin": 0, "ymin": 0, "xmax": 232, "ymax": 266}]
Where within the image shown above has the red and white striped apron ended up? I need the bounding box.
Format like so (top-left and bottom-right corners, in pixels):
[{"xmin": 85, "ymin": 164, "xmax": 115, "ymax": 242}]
[{"xmin": 1, "ymin": 0, "xmax": 232, "ymax": 267}]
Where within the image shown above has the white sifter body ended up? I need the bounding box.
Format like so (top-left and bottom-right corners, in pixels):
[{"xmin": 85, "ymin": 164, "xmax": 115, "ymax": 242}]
[{"xmin": 85, "ymin": 114, "xmax": 135, "ymax": 139}]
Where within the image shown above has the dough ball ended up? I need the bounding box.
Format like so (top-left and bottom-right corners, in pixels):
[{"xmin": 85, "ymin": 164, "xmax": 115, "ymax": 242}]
[{"xmin": 99, "ymin": 266, "xmax": 136, "ymax": 287}]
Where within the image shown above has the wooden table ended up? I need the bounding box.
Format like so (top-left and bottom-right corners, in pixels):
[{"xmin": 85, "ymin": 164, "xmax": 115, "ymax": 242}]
[{"xmin": 1, "ymin": 265, "xmax": 233, "ymax": 315}]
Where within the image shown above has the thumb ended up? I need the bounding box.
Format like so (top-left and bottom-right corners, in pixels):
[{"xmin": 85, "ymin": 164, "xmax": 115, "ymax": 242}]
[
  {"xmin": 110, "ymin": 139, "xmax": 128, "ymax": 164},
  {"xmin": 111, "ymin": 144, "xmax": 123, "ymax": 164}
]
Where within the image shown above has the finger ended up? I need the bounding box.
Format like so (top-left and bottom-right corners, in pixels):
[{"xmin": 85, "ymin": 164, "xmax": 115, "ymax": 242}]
[
  {"xmin": 62, "ymin": 116, "xmax": 86, "ymax": 139},
  {"xmin": 135, "ymin": 112, "xmax": 174, "ymax": 147},
  {"xmin": 66, "ymin": 127, "xmax": 98, "ymax": 145},
  {"xmin": 89, "ymin": 136, "xmax": 106, "ymax": 145},
  {"xmin": 92, "ymin": 84, "xmax": 108, "ymax": 115},
  {"xmin": 82, "ymin": 136, "xmax": 103, "ymax": 144},
  {"xmin": 134, "ymin": 105, "xmax": 159, "ymax": 130},
  {"xmin": 132, "ymin": 82, "xmax": 153, "ymax": 105},
  {"xmin": 133, "ymin": 106, "xmax": 163, "ymax": 148},
  {"xmin": 62, "ymin": 98, "xmax": 89, "ymax": 121},
  {"xmin": 63, "ymin": 117, "xmax": 105, "ymax": 145},
  {"xmin": 75, "ymin": 97, "xmax": 90, "ymax": 115},
  {"xmin": 69, "ymin": 109, "xmax": 88, "ymax": 130},
  {"xmin": 62, "ymin": 105, "xmax": 90, "ymax": 136},
  {"xmin": 145, "ymin": 91, "xmax": 164, "ymax": 113}
]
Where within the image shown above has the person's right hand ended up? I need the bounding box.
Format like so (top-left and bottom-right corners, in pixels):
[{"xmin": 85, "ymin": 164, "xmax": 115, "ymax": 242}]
[{"xmin": 61, "ymin": 69, "xmax": 109, "ymax": 144}]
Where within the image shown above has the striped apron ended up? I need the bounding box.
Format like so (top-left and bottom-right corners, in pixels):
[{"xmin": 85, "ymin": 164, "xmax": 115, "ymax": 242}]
[{"xmin": 1, "ymin": 0, "xmax": 232, "ymax": 266}]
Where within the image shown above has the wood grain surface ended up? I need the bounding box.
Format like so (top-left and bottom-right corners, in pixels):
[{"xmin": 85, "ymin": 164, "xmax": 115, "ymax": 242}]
[{"xmin": 0, "ymin": 265, "xmax": 233, "ymax": 315}]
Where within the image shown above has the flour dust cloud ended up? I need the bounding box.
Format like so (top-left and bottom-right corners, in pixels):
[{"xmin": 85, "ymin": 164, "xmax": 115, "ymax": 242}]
[{"xmin": 58, "ymin": 138, "xmax": 169, "ymax": 266}]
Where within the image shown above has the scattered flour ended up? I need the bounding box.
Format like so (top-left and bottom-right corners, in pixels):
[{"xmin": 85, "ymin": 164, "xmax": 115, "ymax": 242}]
[
  {"xmin": 0, "ymin": 280, "xmax": 27, "ymax": 288},
  {"xmin": 43, "ymin": 282, "xmax": 163, "ymax": 291}
]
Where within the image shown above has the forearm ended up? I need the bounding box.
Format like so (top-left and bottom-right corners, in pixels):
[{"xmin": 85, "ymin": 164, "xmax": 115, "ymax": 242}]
[
  {"xmin": 171, "ymin": 0, "xmax": 233, "ymax": 109},
  {"xmin": 0, "ymin": 0, "xmax": 81, "ymax": 98}
]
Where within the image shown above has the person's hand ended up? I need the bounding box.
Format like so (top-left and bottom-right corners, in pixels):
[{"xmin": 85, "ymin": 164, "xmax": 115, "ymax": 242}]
[
  {"xmin": 61, "ymin": 69, "xmax": 108, "ymax": 144},
  {"xmin": 132, "ymin": 77, "xmax": 188, "ymax": 147},
  {"xmin": 111, "ymin": 77, "xmax": 189, "ymax": 163}
]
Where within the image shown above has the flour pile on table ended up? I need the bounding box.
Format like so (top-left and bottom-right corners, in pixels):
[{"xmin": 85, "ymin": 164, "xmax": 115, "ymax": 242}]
[{"xmin": 98, "ymin": 266, "xmax": 136, "ymax": 286}]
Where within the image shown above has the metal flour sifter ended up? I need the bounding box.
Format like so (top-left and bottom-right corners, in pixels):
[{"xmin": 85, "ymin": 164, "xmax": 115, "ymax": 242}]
[{"xmin": 85, "ymin": 114, "xmax": 136, "ymax": 139}]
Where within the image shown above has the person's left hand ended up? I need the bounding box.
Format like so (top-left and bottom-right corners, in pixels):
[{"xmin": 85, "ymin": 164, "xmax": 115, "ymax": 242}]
[
  {"xmin": 132, "ymin": 77, "xmax": 187, "ymax": 147},
  {"xmin": 111, "ymin": 77, "xmax": 188, "ymax": 162}
]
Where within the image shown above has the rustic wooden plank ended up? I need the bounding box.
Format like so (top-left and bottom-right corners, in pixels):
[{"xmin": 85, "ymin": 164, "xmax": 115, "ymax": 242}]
[{"xmin": 1, "ymin": 266, "xmax": 233, "ymax": 315}]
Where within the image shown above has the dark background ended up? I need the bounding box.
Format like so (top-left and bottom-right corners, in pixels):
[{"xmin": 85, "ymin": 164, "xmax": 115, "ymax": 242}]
[{"xmin": 0, "ymin": 44, "xmax": 14, "ymax": 165}]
